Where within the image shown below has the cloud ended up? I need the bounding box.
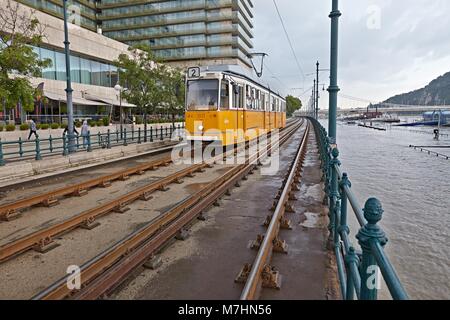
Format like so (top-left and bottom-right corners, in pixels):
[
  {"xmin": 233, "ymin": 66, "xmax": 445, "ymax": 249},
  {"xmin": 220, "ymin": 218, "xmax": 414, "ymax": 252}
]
[{"xmin": 253, "ymin": 0, "xmax": 450, "ymax": 109}]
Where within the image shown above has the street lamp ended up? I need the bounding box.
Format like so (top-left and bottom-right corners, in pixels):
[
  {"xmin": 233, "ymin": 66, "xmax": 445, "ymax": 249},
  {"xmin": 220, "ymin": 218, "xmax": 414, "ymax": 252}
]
[
  {"xmin": 62, "ymin": 0, "xmax": 75, "ymax": 152},
  {"xmin": 114, "ymin": 83, "xmax": 123, "ymax": 138}
]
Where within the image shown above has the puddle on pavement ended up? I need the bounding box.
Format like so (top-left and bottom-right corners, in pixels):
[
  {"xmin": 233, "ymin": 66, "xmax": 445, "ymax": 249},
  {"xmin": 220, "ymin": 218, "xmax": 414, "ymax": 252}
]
[{"xmin": 300, "ymin": 212, "xmax": 320, "ymax": 228}]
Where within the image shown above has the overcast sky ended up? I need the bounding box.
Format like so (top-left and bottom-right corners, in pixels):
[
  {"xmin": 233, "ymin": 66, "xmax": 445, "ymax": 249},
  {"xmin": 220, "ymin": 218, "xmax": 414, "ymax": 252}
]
[{"xmin": 253, "ymin": 0, "xmax": 450, "ymax": 109}]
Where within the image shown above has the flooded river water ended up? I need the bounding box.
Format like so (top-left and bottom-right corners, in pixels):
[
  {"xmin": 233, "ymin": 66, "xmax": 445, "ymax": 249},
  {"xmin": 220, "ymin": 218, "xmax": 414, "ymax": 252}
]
[{"xmin": 320, "ymin": 118, "xmax": 450, "ymax": 299}]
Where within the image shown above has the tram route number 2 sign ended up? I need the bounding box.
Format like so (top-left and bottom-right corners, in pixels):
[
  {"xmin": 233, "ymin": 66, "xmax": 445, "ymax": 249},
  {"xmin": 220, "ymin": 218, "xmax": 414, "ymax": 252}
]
[{"xmin": 187, "ymin": 67, "xmax": 200, "ymax": 79}]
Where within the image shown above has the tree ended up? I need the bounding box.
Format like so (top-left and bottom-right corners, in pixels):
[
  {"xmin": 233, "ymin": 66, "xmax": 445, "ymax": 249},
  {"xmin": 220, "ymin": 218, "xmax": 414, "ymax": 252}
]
[
  {"xmin": 286, "ymin": 95, "xmax": 302, "ymax": 116},
  {"xmin": 115, "ymin": 44, "xmax": 185, "ymax": 123},
  {"xmin": 115, "ymin": 45, "xmax": 163, "ymax": 118},
  {"xmin": 0, "ymin": 0, "xmax": 50, "ymax": 112},
  {"xmin": 156, "ymin": 64, "xmax": 185, "ymax": 125}
]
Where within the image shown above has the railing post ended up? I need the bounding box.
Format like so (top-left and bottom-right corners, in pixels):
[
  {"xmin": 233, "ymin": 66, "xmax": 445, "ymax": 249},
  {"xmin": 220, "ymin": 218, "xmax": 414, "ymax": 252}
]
[
  {"xmin": 19, "ymin": 137, "xmax": 23, "ymax": 158},
  {"xmin": 150, "ymin": 126, "xmax": 153, "ymax": 142},
  {"xmin": 49, "ymin": 135, "xmax": 53, "ymax": 153},
  {"xmin": 116, "ymin": 129, "xmax": 119, "ymax": 144},
  {"xmin": 0, "ymin": 139, "xmax": 4, "ymax": 166},
  {"xmin": 356, "ymin": 198, "xmax": 388, "ymax": 300},
  {"xmin": 344, "ymin": 246, "xmax": 359, "ymax": 300},
  {"xmin": 339, "ymin": 173, "xmax": 350, "ymax": 237},
  {"xmin": 123, "ymin": 128, "xmax": 128, "ymax": 146},
  {"xmin": 87, "ymin": 131, "xmax": 92, "ymax": 152},
  {"xmin": 132, "ymin": 127, "xmax": 135, "ymax": 142},
  {"xmin": 160, "ymin": 126, "xmax": 163, "ymax": 141},
  {"xmin": 107, "ymin": 129, "xmax": 112, "ymax": 149},
  {"xmin": 328, "ymin": 147, "xmax": 340, "ymax": 248},
  {"xmin": 35, "ymin": 136, "xmax": 42, "ymax": 161},
  {"xmin": 138, "ymin": 127, "xmax": 142, "ymax": 144},
  {"xmin": 144, "ymin": 123, "xmax": 148, "ymax": 143},
  {"xmin": 97, "ymin": 132, "xmax": 101, "ymax": 147}
]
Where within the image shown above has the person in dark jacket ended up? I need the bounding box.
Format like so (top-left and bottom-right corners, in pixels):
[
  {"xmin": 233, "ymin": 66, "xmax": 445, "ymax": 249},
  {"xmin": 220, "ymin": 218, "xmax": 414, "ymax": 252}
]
[
  {"xmin": 63, "ymin": 122, "xmax": 79, "ymax": 136},
  {"xmin": 27, "ymin": 119, "xmax": 38, "ymax": 140}
]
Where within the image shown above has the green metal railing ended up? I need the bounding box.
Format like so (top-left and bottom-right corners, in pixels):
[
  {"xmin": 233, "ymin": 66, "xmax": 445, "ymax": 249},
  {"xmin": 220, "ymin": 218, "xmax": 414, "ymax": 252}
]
[
  {"xmin": 0, "ymin": 123, "xmax": 185, "ymax": 166},
  {"xmin": 309, "ymin": 117, "xmax": 408, "ymax": 300}
]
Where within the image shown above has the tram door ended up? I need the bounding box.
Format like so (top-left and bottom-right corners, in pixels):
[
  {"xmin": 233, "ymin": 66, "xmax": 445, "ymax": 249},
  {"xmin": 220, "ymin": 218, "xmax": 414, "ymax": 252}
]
[{"xmin": 233, "ymin": 84, "xmax": 244, "ymax": 144}]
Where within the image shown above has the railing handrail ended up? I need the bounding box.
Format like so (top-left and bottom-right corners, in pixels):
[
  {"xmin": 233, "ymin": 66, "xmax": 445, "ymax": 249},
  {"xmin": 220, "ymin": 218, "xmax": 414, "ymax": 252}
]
[
  {"xmin": 306, "ymin": 116, "xmax": 408, "ymax": 300},
  {"xmin": 0, "ymin": 123, "xmax": 185, "ymax": 165}
]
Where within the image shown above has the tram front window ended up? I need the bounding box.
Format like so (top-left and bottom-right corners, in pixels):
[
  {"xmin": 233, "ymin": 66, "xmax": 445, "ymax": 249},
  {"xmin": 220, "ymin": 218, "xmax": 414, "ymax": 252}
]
[{"xmin": 187, "ymin": 79, "xmax": 219, "ymax": 111}]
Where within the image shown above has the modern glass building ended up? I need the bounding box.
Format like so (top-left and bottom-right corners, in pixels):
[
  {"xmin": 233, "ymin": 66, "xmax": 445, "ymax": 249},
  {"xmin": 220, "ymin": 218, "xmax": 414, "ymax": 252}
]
[
  {"xmin": 17, "ymin": 0, "xmax": 255, "ymax": 68},
  {"xmin": 16, "ymin": 0, "xmax": 100, "ymax": 32},
  {"xmin": 98, "ymin": 0, "xmax": 254, "ymax": 67}
]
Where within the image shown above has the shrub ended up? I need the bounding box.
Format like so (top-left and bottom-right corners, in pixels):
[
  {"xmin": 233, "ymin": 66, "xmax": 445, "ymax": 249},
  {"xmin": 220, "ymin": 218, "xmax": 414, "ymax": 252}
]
[
  {"xmin": 75, "ymin": 121, "xmax": 82, "ymax": 128},
  {"xmin": 0, "ymin": 125, "xmax": 4, "ymax": 131},
  {"xmin": 51, "ymin": 123, "xmax": 59, "ymax": 129},
  {"xmin": 5, "ymin": 124, "xmax": 15, "ymax": 131},
  {"xmin": 96, "ymin": 120, "xmax": 104, "ymax": 127},
  {"xmin": 20, "ymin": 124, "xmax": 29, "ymax": 131},
  {"xmin": 102, "ymin": 117, "xmax": 109, "ymax": 126},
  {"xmin": 41, "ymin": 124, "xmax": 49, "ymax": 130},
  {"xmin": 60, "ymin": 123, "xmax": 68, "ymax": 129},
  {"xmin": 88, "ymin": 120, "xmax": 96, "ymax": 127},
  {"xmin": 36, "ymin": 124, "xmax": 41, "ymax": 130}
]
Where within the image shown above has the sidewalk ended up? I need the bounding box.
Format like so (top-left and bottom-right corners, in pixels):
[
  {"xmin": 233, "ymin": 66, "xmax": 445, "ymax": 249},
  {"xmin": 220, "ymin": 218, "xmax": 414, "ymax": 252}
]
[{"xmin": 0, "ymin": 122, "xmax": 183, "ymax": 142}]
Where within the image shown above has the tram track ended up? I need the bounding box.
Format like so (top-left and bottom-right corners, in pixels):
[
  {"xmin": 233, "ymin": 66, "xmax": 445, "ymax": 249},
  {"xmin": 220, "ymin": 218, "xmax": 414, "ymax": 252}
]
[
  {"xmin": 31, "ymin": 119, "xmax": 305, "ymax": 300},
  {"xmin": 237, "ymin": 120, "xmax": 310, "ymax": 300}
]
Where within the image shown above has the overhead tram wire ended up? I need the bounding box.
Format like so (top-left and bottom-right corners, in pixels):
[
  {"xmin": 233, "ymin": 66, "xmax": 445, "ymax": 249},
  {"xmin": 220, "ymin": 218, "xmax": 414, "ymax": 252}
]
[{"xmin": 272, "ymin": 0, "xmax": 306, "ymax": 86}]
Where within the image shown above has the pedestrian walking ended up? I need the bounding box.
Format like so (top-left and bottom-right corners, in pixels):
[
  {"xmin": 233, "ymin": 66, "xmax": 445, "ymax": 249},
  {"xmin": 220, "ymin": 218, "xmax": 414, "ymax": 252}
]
[
  {"xmin": 63, "ymin": 122, "xmax": 79, "ymax": 137},
  {"xmin": 81, "ymin": 120, "xmax": 89, "ymax": 148},
  {"xmin": 27, "ymin": 119, "xmax": 38, "ymax": 140}
]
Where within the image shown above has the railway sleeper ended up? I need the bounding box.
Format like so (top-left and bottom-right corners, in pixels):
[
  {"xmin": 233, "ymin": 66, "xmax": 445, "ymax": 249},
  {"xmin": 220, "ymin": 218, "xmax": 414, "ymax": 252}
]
[
  {"xmin": 175, "ymin": 228, "xmax": 190, "ymax": 241},
  {"xmin": 261, "ymin": 265, "xmax": 282, "ymax": 290},
  {"xmin": 113, "ymin": 205, "xmax": 130, "ymax": 214},
  {"xmin": 158, "ymin": 185, "xmax": 170, "ymax": 192},
  {"xmin": 139, "ymin": 192, "xmax": 153, "ymax": 201},
  {"xmin": 33, "ymin": 237, "xmax": 60, "ymax": 254},
  {"xmin": 1, "ymin": 210, "xmax": 22, "ymax": 221},
  {"xmin": 235, "ymin": 263, "xmax": 252, "ymax": 284},
  {"xmin": 41, "ymin": 197, "xmax": 59, "ymax": 208},
  {"xmin": 72, "ymin": 189, "xmax": 88, "ymax": 197},
  {"xmin": 285, "ymin": 202, "xmax": 296, "ymax": 213},
  {"xmin": 80, "ymin": 217, "xmax": 101, "ymax": 230},
  {"xmin": 143, "ymin": 255, "xmax": 163, "ymax": 270},
  {"xmin": 99, "ymin": 181, "xmax": 112, "ymax": 188}
]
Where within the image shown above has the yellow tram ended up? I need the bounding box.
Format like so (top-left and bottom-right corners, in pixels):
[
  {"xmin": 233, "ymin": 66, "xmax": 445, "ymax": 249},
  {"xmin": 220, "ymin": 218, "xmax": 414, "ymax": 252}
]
[{"xmin": 185, "ymin": 65, "xmax": 286, "ymax": 146}]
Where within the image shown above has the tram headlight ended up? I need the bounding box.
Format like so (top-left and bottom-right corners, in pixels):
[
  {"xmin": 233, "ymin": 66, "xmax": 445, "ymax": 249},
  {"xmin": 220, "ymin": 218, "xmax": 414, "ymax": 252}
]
[{"xmin": 198, "ymin": 125, "xmax": 204, "ymax": 131}]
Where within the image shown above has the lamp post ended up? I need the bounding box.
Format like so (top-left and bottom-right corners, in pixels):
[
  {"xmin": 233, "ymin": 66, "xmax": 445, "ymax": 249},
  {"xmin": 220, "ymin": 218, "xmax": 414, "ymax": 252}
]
[
  {"xmin": 114, "ymin": 84, "xmax": 123, "ymax": 138},
  {"xmin": 328, "ymin": 0, "xmax": 341, "ymax": 145},
  {"xmin": 62, "ymin": 0, "xmax": 75, "ymax": 153}
]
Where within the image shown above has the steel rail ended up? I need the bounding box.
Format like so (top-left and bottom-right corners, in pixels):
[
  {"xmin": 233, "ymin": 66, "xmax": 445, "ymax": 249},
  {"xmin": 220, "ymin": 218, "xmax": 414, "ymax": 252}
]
[
  {"xmin": 33, "ymin": 120, "xmax": 305, "ymax": 300},
  {"xmin": 1, "ymin": 122, "xmax": 301, "ymax": 263},
  {"xmin": 0, "ymin": 155, "xmax": 173, "ymax": 221},
  {"xmin": 0, "ymin": 163, "xmax": 207, "ymax": 263},
  {"xmin": 240, "ymin": 121, "xmax": 310, "ymax": 300}
]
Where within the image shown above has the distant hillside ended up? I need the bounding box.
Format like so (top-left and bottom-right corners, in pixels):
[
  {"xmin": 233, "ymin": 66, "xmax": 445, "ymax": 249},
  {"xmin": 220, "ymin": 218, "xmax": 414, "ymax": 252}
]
[{"xmin": 381, "ymin": 71, "xmax": 450, "ymax": 106}]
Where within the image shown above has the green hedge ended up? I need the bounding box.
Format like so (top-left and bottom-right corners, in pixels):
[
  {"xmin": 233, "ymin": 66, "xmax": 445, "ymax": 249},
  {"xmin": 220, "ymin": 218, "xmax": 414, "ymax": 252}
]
[
  {"xmin": 51, "ymin": 123, "xmax": 59, "ymax": 129},
  {"xmin": 102, "ymin": 117, "xmax": 109, "ymax": 126},
  {"xmin": 41, "ymin": 124, "xmax": 49, "ymax": 130},
  {"xmin": 0, "ymin": 125, "xmax": 4, "ymax": 132},
  {"xmin": 20, "ymin": 124, "xmax": 30, "ymax": 131},
  {"xmin": 96, "ymin": 120, "xmax": 103, "ymax": 127},
  {"xmin": 60, "ymin": 123, "xmax": 67, "ymax": 129},
  {"xmin": 75, "ymin": 121, "xmax": 82, "ymax": 128},
  {"xmin": 6, "ymin": 124, "xmax": 15, "ymax": 131}
]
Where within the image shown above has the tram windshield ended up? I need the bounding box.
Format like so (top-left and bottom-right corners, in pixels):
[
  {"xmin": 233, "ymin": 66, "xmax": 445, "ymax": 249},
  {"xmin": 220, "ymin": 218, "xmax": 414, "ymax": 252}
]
[{"xmin": 186, "ymin": 79, "xmax": 219, "ymax": 111}]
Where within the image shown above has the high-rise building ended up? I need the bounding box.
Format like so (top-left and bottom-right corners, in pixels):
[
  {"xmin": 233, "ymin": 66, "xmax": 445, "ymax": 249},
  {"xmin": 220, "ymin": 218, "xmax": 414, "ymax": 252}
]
[
  {"xmin": 16, "ymin": 0, "xmax": 255, "ymax": 69},
  {"xmin": 98, "ymin": 0, "xmax": 254, "ymax": 68}
]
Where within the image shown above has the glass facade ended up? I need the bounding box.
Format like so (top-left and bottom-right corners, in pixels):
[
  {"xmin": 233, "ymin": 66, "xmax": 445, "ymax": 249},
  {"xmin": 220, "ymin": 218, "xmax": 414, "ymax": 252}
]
[
  {"xmin": 32, "ymin": 46, "xmax": 118, "ymax": 88},
  {"xmin": 99, "ymin": 0, "xmax": 254, "ymax": 65},
  {"xmin": 19, "ymin": 0, "xmax": 254, "ymax": 67}
]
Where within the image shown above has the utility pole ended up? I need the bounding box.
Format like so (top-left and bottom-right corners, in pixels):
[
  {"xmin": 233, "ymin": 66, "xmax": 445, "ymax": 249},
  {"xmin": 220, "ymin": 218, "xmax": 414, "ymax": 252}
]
[
  {"xmin": 313, "ymin": 79, "xmax": 316, "ymax": 118},
  {"xmin": 316, "ymin": 61, "xmax": 320, "ymax": 119},
  {"xmin": 328, "ymin": 0, "xmax": 341, "ymax": 145},
  {"xmin": 63, "ymin": 0, "xmax": 75, "ymax": 153}
]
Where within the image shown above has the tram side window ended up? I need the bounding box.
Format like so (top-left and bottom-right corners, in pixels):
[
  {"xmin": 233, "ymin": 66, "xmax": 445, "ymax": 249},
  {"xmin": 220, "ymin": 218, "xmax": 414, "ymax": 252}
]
[
  {"xmin": 271, "ymin": 96, "xmax": 276, "ymax": 111},
  {"xmin": 220, "ymin": 81, "xmax": 230, "ymax": 110},
  {"xmin": 232, "ymin": 84, "xmax": 244, "ymax": 109}
]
